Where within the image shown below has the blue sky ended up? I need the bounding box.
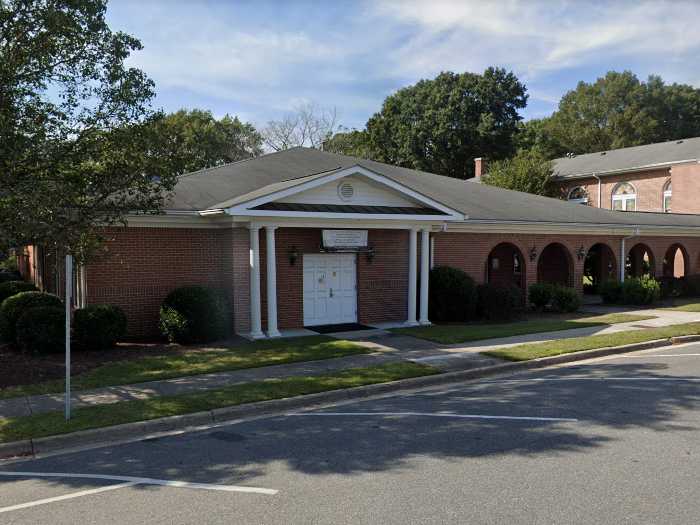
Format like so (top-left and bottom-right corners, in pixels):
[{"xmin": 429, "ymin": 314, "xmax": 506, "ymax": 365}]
[{"xmin": 107, "ymin": 0, "xmax": 700, "ymax": 131}]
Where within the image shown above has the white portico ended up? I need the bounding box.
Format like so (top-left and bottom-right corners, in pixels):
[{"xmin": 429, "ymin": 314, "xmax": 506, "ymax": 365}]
[{"xmin": 225, "ymin": 165, "xmax": 463, "ymax": 338}]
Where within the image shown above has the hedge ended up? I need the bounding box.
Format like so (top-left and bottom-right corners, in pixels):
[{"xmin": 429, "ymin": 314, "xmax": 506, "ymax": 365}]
[
  {"xmin": 74, "ymin": 305, "xmax": 127, "ymax": 350},
  {"xmin": 0, "ymin": 281, "xmax": 38, "ymax": 305},
  {"xmin": 428, "ymin": 267, "xmax": 478, "ymax": 323},
  {"xmin": 0, "ymin": 291, "xmax": 62, "ymax": 343},
  {"xmin": 16, "ymin": 306, "xmax": 65, "ymax": 354},
  {"xmin": 159, "ymin": 286, "xmax": 232, "ymax": 344}
]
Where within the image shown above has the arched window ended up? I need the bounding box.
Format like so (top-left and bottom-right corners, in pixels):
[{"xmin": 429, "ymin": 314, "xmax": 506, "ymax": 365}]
[
  {"xmin": 663, "ymin": 180, "xmax": 672, "ymax": 213},
  {"xmin": 567, "ymin": 186, "xmax": 589, "ymax": 205},
  {"xmin": 612, "ymin": 182, "xmax": 636, "ymax": 212}
]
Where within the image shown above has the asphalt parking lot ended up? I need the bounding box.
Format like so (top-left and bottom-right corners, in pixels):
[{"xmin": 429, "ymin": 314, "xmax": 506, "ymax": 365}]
[{"xmin": 2, "ymin": 343, "xmax": 700, "ymax": 524}]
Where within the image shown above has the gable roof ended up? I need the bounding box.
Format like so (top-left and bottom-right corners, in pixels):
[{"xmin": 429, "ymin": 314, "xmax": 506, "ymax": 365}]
[
  {"xmin": 168, "ymin": 146, "xmax": 700, "ymax": 229},
  {"xmin": 553, "ymin": 137, "xmax": 700, "ymax": 179}
]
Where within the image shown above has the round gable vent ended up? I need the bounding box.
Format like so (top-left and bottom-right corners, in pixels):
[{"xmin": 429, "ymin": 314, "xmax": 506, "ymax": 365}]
[{"xmin": 338, "ymin": 181, "xmax": 354, "ymax": 201}]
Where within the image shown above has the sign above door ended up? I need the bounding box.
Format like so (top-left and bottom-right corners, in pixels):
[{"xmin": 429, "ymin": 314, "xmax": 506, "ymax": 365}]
[{"xmin": 322, "ymin": 230, "xmax": 368, "ymax": 249}]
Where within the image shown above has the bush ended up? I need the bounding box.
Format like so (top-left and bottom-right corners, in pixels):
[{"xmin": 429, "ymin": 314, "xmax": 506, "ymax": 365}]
[
  {"xmin": 621, "ymin": 276, "xmax": 661, "ymax": 305},
  {"xmin": 16, "ymin": 306, "xmax": 65, "ymax": 354},
  {"xmin": 428, "ymin": 266, "xmax": 478, "ymax": 323},
  {"xmin": 682, "ymin": 274, "xmax": 700, "ymax": 297},
  {"xmin": 658, "ymin": 276, "xmax": 685, "ymax": 299},
  {"xmin": 477, "ymin": 284, "xmax": 522, "ymax": 321},
  {"xmin": 159, "ymin": 286, "xmax": 231, "ymax": 344},
  {"xmin": 0, "ymin": 291, "xmax": 62, "ymax": 343},
  {"xmin": 550, "ymin": 286, "xmax": 581, "ymax": 313},
  {"xmin": 0, "ymin": 280, "xmax": 37, "ymax": 305},
  {"xmin": 528, "ymin": 283, "xmax": 554, "ymax": 311},
  {"xmin": 0, "ymin": 270, "xmax": 22, "ymax": 284},
  {"xmin": 74, "ymin": 305, "xmax": 127, "ymax": 350},
  {"xmin": 600, "ymin": 280, "xmax": 622, "ymax": 304}
]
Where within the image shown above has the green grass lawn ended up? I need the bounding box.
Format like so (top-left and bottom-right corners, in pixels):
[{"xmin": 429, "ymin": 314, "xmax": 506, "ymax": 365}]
[
  {"xmin": 0, "ymin": 362, "xmax": 437, "ymax": 443},
  {"xmin": 0, "ymin": 336, "xmax": 370, "ymax": 400},
  {"xmin": 662, "ymin": 300, "xmax": 700, "ymax": 312},
  {"xmin": 391, "ymin": 313, "xmax": 655, "ymax": 344},
  {"xmin": 483, "ymin": 321, "xmax": 700, "ymax": 362}
]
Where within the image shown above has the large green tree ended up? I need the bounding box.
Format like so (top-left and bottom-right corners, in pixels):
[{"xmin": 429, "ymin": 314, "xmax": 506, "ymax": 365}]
[
  {"xmin": 528, "ymin": 71, "xmax": 700, "ymax": 158},
  {"xmin": 323, "ymin": 128, "xmax": 372, "ymax": 158},
  {"xmin": 155, "ymin": 109, "xmax": 262, "ymax": 175},
  {"xmin": 481, "ymin": 148, "xmax": 557, "ymax": 197},
  {"xmin": 365, "ymin": 68, "xmax": 528, "ymax": 179},
  {"xmin": 0, "ymin": 0, "xmax": 176, "ymax": 258}
]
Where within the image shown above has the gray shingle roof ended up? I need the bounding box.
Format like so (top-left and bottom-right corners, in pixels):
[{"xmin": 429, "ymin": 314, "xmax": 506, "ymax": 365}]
[
  {"xmin": 169, "ymin": 146, "xmax": 700, "ymax": 228},
  {"xmin": 553, "ymin": 137, "xmax": 700, "ymax": 179}
]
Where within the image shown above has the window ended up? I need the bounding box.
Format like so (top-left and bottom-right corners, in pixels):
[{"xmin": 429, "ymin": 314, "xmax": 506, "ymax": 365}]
[
  {"xmin": 612, "ymin": 182, "xmax": 637, "ymax": 212},
  {"xmin": 663, "ymin": 180, "xmax": 672, "ymax": 213},
  {"xmin": 567, "ymin": 186, "xmax": 589, "ymax": 205}
]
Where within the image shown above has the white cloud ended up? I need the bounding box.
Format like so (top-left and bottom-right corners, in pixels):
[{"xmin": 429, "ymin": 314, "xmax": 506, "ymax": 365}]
[{"xmin": 372, "ymin": 0, "xmax": 700, "ymax": 81}]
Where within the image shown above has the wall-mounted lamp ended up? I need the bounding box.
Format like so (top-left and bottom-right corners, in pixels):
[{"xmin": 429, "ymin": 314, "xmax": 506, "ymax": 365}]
[
  {"xmin": 528, "ymin": 246, "xmax": 538, "ymax": 262},
  {"xmin": 366, "ymin": 246, "xmax": 375, "ymax": 263},
  {"xmin": 576, "ymin": 246, "xmax": 586, "ymax": 260},
  {"xmin": 288, "ymin": 246, "xmax": 299, "ymax": 266}
]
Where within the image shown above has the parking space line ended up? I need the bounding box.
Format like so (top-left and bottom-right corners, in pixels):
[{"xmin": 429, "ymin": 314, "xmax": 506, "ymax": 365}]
[
  {"xmin": 286, "ymin": 412, "xmax": 578, "ymax": 422},
  {"xmin": 0, "ymin": 471, "xmax": 278, "ymax": 495},
  {"xmin": 0, "ymin": 481, "xmax": 138, "ymax": 514}
]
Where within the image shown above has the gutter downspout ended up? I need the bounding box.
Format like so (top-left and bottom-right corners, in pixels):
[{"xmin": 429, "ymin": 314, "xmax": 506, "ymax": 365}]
[
  {"xmin": 620, "ymin": 227, "xmax": 640, "ymax": 282},
  {"xmin": 592, "ymin": 174, "xmax": 602, "ymax": 208}
]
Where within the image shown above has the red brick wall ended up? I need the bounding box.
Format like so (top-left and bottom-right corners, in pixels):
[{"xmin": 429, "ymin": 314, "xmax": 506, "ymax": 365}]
[
  {"xmin": 671, "ymin": 163, "xmax": 700, "ymax": 214},
  {"xmin": 257, "ymin": 228, "xmax": 410, "ymax": 329},
  {"xmin": 86, "ymin": 227, "xmax": 234, "ymax": 339}
]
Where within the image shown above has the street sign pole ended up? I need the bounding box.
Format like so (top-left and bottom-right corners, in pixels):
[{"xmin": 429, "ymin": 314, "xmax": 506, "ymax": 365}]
[{"xmin": 65, "ymin": 254, "xmax": 73, "ymax": 420}]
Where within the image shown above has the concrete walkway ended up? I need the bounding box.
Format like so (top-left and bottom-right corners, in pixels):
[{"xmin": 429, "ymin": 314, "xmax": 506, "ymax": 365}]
[{"xmin": 1, "ymin": 304, "xmax": 698, "ymax": 419}]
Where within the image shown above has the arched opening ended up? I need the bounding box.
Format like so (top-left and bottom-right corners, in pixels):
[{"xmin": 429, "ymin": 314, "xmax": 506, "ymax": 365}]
[
  {"xmin": 486, "ymin": 243, "xmax": 525, "ymax": 290},
  {"xmin": 626, "ymin": 243, "xmax": 655, "ymax": 278},
  {"xmin": 537, "ymin": 243, "xmax": 573, "ymax": 286},
  {"xmin": 583, "ymin": 243, "xmax": 617, "ymax": 294},
  {"xmin": 567, "ymin": 186, "xmax": 589, "ymax": 205},
  {"xmin": 663, "ymin": 243, "xmax": 688, "ymax": 278}
]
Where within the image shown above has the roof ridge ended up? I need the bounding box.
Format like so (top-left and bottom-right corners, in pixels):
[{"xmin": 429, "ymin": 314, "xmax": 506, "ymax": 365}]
[{"xmin": 554, "ymin": 135, "xmax": 700, "ymax": 162}]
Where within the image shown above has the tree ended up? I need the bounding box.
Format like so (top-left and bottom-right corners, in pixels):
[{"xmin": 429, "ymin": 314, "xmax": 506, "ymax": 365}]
[
  {"xmin": 0, "ymin": 0, "xmax": 176, "ymax": 259},
  {"xmin": 154, "ymin": 109, "xmax": 262, "ymax": 175},
  {"xmin": 262, "ymin": 102, "xmax": 339, "ymax": 151},
  {"xmin": 364, "ymin": 68, "xmax": 528, "ymax": 179},
  {"xmin": 533, "ymin": 71, "xmax": 700, "ymax": 157},
  {"xmin": 323, "ymin": 127, "xmax": 372, "ymax": 158},
  {"xmin": 481, "ymin": 149, "xmax": 557, "ymax": 197}
]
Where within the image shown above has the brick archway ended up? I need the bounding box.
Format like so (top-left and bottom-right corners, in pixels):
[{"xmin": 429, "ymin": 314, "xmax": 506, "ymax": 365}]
[
  {"xmin": 583, "ymin": 243, "xmax": 617, "ymax": 294},
  {"xmin": 663, "ymin": 243, "xmax": 689, "ymax": 278},
  {"xmin": 627, "ymin": 243, "xmax": 655, "ymax": 278},
  {"xmin": 486, "ymin": 242, "xmax": 525, "ymax": 290},
  {"xmin": 537, "ymin": 243, "xmax": 573, "ymax": 287}
]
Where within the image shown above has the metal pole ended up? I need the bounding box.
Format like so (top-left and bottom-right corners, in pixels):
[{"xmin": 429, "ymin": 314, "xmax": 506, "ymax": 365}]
[{"xmin": 65, "ymin": 254, "xmax": 73, "ymax": 420}]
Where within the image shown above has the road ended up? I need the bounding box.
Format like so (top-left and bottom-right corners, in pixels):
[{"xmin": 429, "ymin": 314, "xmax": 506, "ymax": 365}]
[{"xmin": 2, "ymin": 343, "xmax": 700, "ymax": 524}]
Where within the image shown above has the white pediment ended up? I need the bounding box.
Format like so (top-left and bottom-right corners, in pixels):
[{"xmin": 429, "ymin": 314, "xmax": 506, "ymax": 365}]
[{"xmin": 276, "ymin": 174, "xmax": 422, "ymax": 208}]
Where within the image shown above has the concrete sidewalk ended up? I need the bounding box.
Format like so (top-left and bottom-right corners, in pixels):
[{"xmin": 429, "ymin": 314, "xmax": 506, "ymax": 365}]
[{"xmin": 1, "ymin": 304, "xmax": 698, "ymax": 419}]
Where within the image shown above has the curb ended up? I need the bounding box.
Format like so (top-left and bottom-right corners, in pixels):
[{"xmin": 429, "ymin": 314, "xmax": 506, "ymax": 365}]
[{"xmin": 0, "ymin": 336, "xmax": 683, "ymax": 461}]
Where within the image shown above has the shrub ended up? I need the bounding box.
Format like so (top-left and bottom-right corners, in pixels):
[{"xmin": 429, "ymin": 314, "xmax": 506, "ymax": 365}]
[
  {"xmin": 477, "ymin": 284, "xmax": 522, "ymax": 321},
  {"xmin": 528, "ymin": 283, "xmax": 553, "ymax": 311},
  {"xmin": 550, "ymin": 286, "xmax": 581, "ymax": 313},
  {"xmin": 599, "ymin": 280, "xmax": 623, "ymax": 304},
  {"xmin": 621, "ymin": 276, "xmax": 661, "ymax": 305},
  {"xmin": 74, "ymin": 305, "xmax": 127, "ymax": 350},
  {"xmin": 0, "ymin": 291, "xmax": 62, "ymax": 343},
  {"xmin": 0, "ymin": 280, "xmax": 37, "ymax": 305},
  {"xmin": 682, "ymin": 274, "xmax": 700, "ymax": 297},
  {"xmin": 159, "ymin": 286, "xmax": 231, "ymax": 344},
  {"xmin": 0, "ymin": 270, "xmax": 22, "ymax": 284},
  {"xmin": 428, "ymin": 266, "xmax": 478, "ymax": 322},
  {"xmin": 16, "ymin": 306, "xmax": 65, "ymax": 354},
  {"xmin": 658, "ymin": 276, "xmax": 685, "ymax": 299}
]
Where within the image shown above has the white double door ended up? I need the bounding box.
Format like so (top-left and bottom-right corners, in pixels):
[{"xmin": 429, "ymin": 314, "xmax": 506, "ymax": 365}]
[{"xmin": 303, "ymin": 253, "xmax": 357, "ymax": 326}]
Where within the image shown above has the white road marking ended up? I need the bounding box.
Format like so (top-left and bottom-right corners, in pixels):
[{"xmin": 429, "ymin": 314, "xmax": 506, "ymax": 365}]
[
  {"xmin": 618, "ymin": 354, "xmax": 700, "ymax": 357},
  {"xmin": 481, "ymin": 377, "xmax": 700, "ymax": 383},
  {"xmin": 0, "ymin": 481, "xmax": 139, "ymax": 514},
  {"xmin": 286, "ymin": 412, "xmax": 578, "ymax": 422},
  {"xmin": 0, "ymin": 471, "xmax": 278, "ymax": 495}
]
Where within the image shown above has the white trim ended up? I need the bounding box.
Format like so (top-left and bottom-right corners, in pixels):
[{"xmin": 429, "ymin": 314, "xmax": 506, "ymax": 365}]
[
  {"xmin": 611, "ymin": 181, "xmax": 637, "ymax": 212},
  {"xmin": 225, "ymin": 165, "xmax": 465, "ymax": 220},
  {"xmin": 555, "ymin": 159, "xmax": 694, "ymax": 180},
  {"xmin": 265, "ymin": 226, "xmax": 281, "ymax": 338},
  {"xmin": 236, "ymin": 209, "xmax": 453, "ymax": 221}
]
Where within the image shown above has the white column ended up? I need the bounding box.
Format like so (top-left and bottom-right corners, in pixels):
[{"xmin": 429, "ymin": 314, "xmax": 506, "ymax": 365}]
[
  {"xmin": 405, "ymin": 228, "xmax": 418, "ymax": 326},
  {"xmin": 265, "ymin": 226, "xmax": 281, "ymax": 338},
  {"xmin": 419, "ymin": 228, "xmax": 431, "ymax": 325},
  {"xmin": 249, "ymin": 225, "xmax": 264, "ymax": 339}
]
